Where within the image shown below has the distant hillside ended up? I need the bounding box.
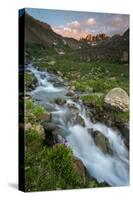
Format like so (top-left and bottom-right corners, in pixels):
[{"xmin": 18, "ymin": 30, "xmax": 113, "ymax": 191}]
[
  {"xmin": 25, "ymin": 12, "xmax": 62, "ymax": 45},
  {"xmin": 24, "ymin": 12, "xmax": 80, "ymax": 49}
]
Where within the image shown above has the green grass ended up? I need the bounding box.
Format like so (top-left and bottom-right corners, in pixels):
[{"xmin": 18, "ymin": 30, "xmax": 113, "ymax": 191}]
[
  {"xmin": 25, "ymin": 126, "xmax": 44, "ymax": 152},
  {"xmin": 25, "ymin": 72, "xmax": 35, "ymax": 90},
  {"xmin": 81, "ymin": 94, "xmax": 129, "ymax": 123},
  {"xmin": 25, "ymin": 144, "xmax": 105, "ymax": 191},
  {"xmin": 25, "ymin": 44, "xmax": 129, "ymax": 94},
  {"xmin": 72, "ymin": 77, "xmax": 128, "ymax": 94},
  {"xmin": 110, "ymin": 111, "xmax": 129, "ymax": 123},
  {"xmin": 25, "ymin": 144, "xmax": 83, "ymax": 191},
  {"xmin": 25, "ymin": 99, "xmax": 45, "ymax": 123},
  {"xmin": 81, "ymin": 95, "xmax": 105, "ymax": 111}
]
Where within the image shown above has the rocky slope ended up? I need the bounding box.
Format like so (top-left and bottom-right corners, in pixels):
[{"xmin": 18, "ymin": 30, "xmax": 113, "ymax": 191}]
[
  {"xmin": 25, "ymin": 12, "xmax": 62, "ymax": 46},
  {"xmin": 24, "ymin": 12, "xmax": 80, "ymax": 49},
  {"xmin": 78, "ymin": 29, "xmax": 129, "ymax": 62}
]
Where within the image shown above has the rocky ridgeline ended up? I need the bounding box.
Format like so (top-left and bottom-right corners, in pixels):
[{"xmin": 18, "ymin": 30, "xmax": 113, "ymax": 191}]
[{"xmin": 80, "ymin": 33, "xmax": 110, "ymax": 43}]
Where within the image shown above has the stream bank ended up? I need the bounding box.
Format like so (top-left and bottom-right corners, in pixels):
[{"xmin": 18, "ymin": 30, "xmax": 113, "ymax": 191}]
[{"xmin": 24, "ymin": 63, "xmax": 129, "ymax": 187}]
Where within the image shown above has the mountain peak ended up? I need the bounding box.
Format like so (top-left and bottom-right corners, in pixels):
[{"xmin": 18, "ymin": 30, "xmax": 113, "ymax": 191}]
[{"xmin": 80, "ymin": 33, "xmax": 110, "ymax": 43}]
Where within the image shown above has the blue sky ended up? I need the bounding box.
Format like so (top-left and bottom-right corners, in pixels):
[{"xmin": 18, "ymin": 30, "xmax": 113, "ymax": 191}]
[{"xmin": 26, "ymin": 8, "xmax": 129, "ymax": 40}]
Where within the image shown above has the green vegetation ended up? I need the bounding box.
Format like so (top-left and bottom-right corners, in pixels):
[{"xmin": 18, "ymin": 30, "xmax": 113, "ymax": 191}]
[
  {"xmin": 81, "ymin": 94, "xmax": 129, "ymax": 123},
  {"xmin": 81, "ymin": 95, "xmax": 104, "ymax": 111},
  {"xmin": 24, "ymin": 72, "xmax": 37, "ymax": 91},
  {"xmin": 25, "ymin": 144, "xmax": 84, "ymax": 191},
  {"xmin": 109, "ymin": 110, "xmax": 129, "ymax": 123},
  {"xmin": 25, "ymin": 99, "xmax": 45, "ymax": 123},
  {"xmin": 25, "ymin": 43, "xmax": 129, "ymax": 127},
  {"xmin": 25, "ymin": 44, "xmax": 129, "ymax": 95},
  {"xmin": 25, "ymin": 125, "xmax": 44, "ymax": 152}
]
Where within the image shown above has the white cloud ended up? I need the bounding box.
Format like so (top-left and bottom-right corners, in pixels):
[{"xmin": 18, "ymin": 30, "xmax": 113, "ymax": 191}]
[
  {"xmin": 67, "ymin": 20, "xmax": 80, "ymax": 29},
  {"xmin": 87, "ymin": 18, "xmax": 96, "ymax": 25},
  {"xmin": 53, "ymin": 26, "xmax": 87, "ymax": 40},
  {"xmin": 63, "ymin": 27, "xmax": 72, "ymax": 32}
]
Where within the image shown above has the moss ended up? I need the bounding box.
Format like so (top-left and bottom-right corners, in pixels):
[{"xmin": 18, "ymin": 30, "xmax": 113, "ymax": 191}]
[
  {"xmin": 25, "ymin": 99, "xmax": 45, "ymax": 123},
  {"xmin": 25, "ymin": 72, "xmax": 36, "ymax": 91},
  {"xmin": 111, "ymin": 111, "xmax": 129, "ymax": 123},
  {"xmin": 81, "ymin": 95, "xmax": 104, "ymax": 111},
  {"xmin": 25, "ymin": 126, "xmax": 44, "ymax": 152},
  {"xmin": 81, "ymin": 94, "xmax": 129, "ymax": 123}
]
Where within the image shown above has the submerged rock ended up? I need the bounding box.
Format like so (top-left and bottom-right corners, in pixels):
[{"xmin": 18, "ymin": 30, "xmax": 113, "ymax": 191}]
[
  {"xmin": 55, "ymin": 98, "xmax": 66, "ymax": 106},
  {"xmin": 93, "ymin": 130, "xmax": 111, "ymax": 154},
  {"xmin": 73, "ymin": 157, "xmax": 85, "ymax": 177},
  {"xmin": 104, "ymin": 87, "xmax": 129, "ymax": 112},
  {"xmin": 43, "ymin": 122, "xmax": 58, "ymax": 132},
  {"xmin": 116, "ymin": 122, "xmax": 129, "ymax": 149},
  {"xmin": 52, "ymin": 128, "xmax": 65, "ymax": 138},
  {"xmin": 76, "ymin": 114, "xmax": 85, "ymax": 127}
]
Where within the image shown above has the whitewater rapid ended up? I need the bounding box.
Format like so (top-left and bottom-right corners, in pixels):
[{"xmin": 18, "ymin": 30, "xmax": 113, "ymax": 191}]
[{"xmin": 27, "ymin": 64, "xmax": 129, "ymax": 186}]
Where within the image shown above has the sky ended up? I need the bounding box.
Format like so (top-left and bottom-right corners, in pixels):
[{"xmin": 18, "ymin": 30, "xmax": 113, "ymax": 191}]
[{"xmin": 26, "ymin": 8, "xmax": 129, "ymax": 40}]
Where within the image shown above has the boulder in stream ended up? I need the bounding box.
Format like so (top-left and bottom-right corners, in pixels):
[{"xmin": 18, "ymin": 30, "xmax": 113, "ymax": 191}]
[
  {"xmin": 76, "ymin": 114, "xmax": 85, "ymax": 127},
  {"xmin": 55, "ymin": 98, "xmax": 66, "ymax": 106},
  {"xmin": 104, "ymin": 87, "xmax": 129, "ymax": 112},
  {"xmin": 43, "ymin": 122, "xmax": 58, "ymax": 132},
  {"xmin": 93, "ymin": 130, "xmax": 112, "ymax": 154},
  {"xmin": 73, "ymin": 157, "xmax": 85, "ymax": 177}
]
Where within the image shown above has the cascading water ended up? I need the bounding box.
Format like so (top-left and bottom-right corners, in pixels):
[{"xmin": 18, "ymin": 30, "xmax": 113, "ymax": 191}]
[{"xmin": 27, "ymin": 64, "xmax": 129, "ymax": 186}]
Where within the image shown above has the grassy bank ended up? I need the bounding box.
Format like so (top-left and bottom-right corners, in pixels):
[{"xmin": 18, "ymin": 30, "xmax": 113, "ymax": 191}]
[{"xmin": 24, "ymin": 98, "xmax": 106, "ymax": 191}]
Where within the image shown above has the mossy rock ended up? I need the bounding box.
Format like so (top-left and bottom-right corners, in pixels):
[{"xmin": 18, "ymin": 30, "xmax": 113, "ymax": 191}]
[
  {"xmin": 25, "ymin": 99, "xmax": 45, "ymax": 124},
  {"xmin": 81, "ymin": 94, "xmax": 105, "ymax": 111},
  {"xmin": 25, "ymin": 124, "xmax": 45, "ymax": 152},
  {"xmin": 25, "ymin": 72, "xmax": 37, "ymax": 91}
]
